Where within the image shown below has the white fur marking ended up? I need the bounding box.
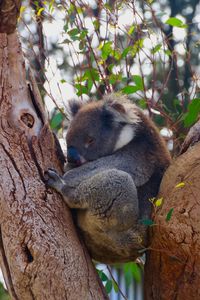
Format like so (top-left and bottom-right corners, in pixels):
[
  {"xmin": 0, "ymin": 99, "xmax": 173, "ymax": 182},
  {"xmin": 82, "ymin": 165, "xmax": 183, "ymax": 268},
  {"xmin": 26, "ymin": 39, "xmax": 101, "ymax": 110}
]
[{"xmin": 114, "ymin": 125, "xmax": 135, "ymax": 151}]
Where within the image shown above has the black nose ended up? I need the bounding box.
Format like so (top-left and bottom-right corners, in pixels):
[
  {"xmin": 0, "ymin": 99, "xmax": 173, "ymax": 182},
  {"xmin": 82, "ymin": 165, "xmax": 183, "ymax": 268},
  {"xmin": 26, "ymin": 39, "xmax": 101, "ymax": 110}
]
[{"xmin": 67, "ymin": 146, "xmax": 81, "ymax": 165}]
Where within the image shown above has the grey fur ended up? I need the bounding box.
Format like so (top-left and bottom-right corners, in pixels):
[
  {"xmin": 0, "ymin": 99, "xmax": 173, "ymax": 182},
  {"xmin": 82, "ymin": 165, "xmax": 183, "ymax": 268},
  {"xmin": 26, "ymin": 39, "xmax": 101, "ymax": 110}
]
[{"xmin": 46, "ymin": 94, "xmax": 171, "ymax": 264}]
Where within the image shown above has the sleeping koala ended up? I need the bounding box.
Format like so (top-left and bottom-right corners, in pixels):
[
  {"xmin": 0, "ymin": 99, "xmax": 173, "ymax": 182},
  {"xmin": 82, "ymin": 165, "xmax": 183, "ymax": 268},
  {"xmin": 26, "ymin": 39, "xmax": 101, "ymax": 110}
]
[{"xmin": 46, "ymin": 93, "xmax": 171, "ymax": 264}]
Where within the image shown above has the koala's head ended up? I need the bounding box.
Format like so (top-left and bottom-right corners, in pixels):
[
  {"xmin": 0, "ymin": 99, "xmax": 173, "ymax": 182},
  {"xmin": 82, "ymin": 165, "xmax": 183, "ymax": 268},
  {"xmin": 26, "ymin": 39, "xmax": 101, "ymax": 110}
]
[{"xmin": 66, "ymin": 94, "xmax": 141, "ymax": 166}]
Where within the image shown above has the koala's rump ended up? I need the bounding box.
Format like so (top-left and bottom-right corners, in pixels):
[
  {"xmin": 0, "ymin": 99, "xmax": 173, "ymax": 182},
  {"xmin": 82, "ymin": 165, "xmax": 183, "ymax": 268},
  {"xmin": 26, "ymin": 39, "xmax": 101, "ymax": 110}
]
[{"xmin": 75, "ymin": 209, "xmax": 147, "ymax": 264}]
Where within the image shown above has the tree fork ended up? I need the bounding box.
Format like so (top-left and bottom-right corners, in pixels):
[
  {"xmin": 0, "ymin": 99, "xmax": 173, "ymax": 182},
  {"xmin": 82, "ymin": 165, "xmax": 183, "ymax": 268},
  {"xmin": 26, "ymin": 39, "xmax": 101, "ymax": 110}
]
[
  {"xmin": 0, "ymin": 2, "xmax": 107, "ymax": 299},
  {"xmin": 144, "ymin": 142, "xmax": 200, "ymax": 299}
]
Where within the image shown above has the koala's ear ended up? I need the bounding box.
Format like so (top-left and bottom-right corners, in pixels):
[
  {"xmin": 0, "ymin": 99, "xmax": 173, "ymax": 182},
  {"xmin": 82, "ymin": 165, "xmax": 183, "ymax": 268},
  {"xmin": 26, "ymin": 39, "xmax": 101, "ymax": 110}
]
[
  {"xmin": 67, "ymin": 100, "xmax": 82, "ymax": 119},
  {"xmin": 104, "ymin": 99, "xmax": 140, "ymax": 125},
  {"xmin": 108, "ymin": 101, "xmax": 126, "ymax": 114},
  {"xmin": 104, "ymin": 101, "xmax": 128, "ymax": 125}
]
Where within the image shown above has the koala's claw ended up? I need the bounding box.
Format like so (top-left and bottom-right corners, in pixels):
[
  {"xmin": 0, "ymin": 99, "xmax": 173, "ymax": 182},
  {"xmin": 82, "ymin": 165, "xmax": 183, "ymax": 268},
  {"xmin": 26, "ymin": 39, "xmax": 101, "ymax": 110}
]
[
  {"xmin": 45, "ymin": 168, "xmax": 59, "ymax": 179},
  {"xmin": 44, "ymin": 169, "xmax": 63, "ymax": 192}
]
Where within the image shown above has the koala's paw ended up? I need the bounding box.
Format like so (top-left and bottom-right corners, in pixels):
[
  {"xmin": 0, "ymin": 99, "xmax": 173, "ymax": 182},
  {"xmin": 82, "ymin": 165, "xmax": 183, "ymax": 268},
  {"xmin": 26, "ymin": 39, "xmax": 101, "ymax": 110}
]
[{"xmin": 44, "ymin": 168, "xmax": 64, "ymax": 193}]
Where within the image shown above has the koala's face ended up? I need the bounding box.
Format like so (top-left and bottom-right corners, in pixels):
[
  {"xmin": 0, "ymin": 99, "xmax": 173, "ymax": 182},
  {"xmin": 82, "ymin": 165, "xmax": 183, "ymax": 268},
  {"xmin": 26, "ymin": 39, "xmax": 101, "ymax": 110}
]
[{"xmin": 66, "ymin": 96, "xmax": 140, "ymax": 166}]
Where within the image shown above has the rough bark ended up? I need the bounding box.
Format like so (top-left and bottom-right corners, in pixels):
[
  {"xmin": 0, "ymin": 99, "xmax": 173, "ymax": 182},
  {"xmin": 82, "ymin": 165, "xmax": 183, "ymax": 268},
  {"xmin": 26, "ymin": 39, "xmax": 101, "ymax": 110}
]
[
  {"xmin": 0, "ymin": 0, "xmax": 21, "ymax": 34},
  {"xmin": 144, "ymin": 142, "xmax": 200, "ymax": 300},
  {"xmin": 0, "ymin": 28, "xmax": 107, "ymax": 300},
  {"xmin": 180, "ymin": 119, "xmax": 200, "ymax": 155}
]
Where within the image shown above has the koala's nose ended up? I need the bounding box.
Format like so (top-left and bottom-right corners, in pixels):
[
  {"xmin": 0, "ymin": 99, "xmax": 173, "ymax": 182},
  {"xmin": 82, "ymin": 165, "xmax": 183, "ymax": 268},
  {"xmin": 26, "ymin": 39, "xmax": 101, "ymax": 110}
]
[{"xmin": 67, "ymin": 146, "xmax": 81, "ymax": 165}]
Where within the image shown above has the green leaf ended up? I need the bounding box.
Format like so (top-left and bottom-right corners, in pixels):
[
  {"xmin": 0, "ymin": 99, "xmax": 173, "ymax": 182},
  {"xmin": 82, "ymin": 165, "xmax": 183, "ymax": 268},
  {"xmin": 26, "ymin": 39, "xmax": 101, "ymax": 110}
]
[
  {"xmin": 74, "ymin": 84, "xmax": 88, "ymax": 96},
  {"xmin": 124, "ymin": 262, "xmax": 141, "ymax": 284},
  {"xmin": 165, "ymin": 17, "xmax": 187, "ymax": 28},
  {"xmin": 173, "ymin": 98, "xmax": 182, "ymax": 115},
  {"xmin": 131, "ymin": 39, "xmax": 144, "ymax": 57},
  {"xmin": 97, "ymin": 269, "xmax": 108, "ymax": 282},
  {"xmin": 122, "ymin": 85, "xmax": 141, "ymax": 94},
  {"xmin": 101, "ymin": 42, "xmax": 113, "ymax": 60},
  {"xmin": 121, "ymin": 46, "xmax": 132, "ymax": 59},
  {"xmin": 81, "ymin": 69, "xmax": 100, "ymax": 88},
  {"xmin": 79, "ymin": 40, "xmax": 86, "ymax": 50},
  {"xmin": 164, "ymin": 49, "xmax": 172, "ymax": 57},
  {"xmin": 60, "ymin": 38, "xmax": 71, "ymax": 44},
  {"xmin": 124, "ymin": 265, "xmax": 132, "ymax": 286},
  {"xmin": 128, "ymin": 25, "xmax": 135, "ymax": 35},
  {"xmin": 183, "ymin": 98, "xmax": 200, "ymax": 127},
  {"xmin": 153, "ymin": 114, "xmax": 165, "ymax": 126},
  {"xmin": 68, "ymin": 28, "xmax": 79, "ymax": 36},
  {"xmin": 175, "ymin": 182, "xmax": 185, "ymax": 188},
  {"xmin": 104, "ymin": 3, "xmax": 112, "ymax": 11},
  {"xmin": 50, "ymin": 112, "xmax": 63, "ymax": 129},
  {"xmin": 132, "ymin": 75, "xmax": 144, "ymax": 90},
  {"xmin": 138, "ymin": 99, "xmax": 147, "ymax": 109},
  {"xmin": 155, "ymin": 197, "xmax": 163, "ymax": 207},
  {"xmin": 93, "ymin": 20, "xmax": 100, "ymax": 30},
  {"xmin": 129, "ymin": 263, "xmax": 141, "ymax": 282},
  {"xmin": 151, "ymin": 43, "xmax": 162, "ymax": 54},
  {"xmin": 87, "ymin": 69, "xmax": 100, "ymax": 81},
  {"xmin": 112, "ymin": 280, "xmax": 119, "ymax": 293},
  {"xmin": 68, "ymin": 3, "xmax": 75, "ymax": 14},
  {"xmin": 20, "ymin": 5, "xmax": 26, "ymax": 16},
  {"xmin": 105, "ymin": 280, "xmax": 112, "ymax": 294},
  {"xmin": 79, "ymin": 29, "xmax": 88, "ymax": 40},
  {"xmin": 60, "ymin": 79, "xmax": 66, "ymax": 83},
  {"xmin": 113, "ymin": 49, "xmax": 121, "ymax": 60},
  {"xmin": 63, "ymin": 24, "xmax": 68, "ymax": 32},
  {"xmin": 37, "ymin": 7, "xmax": 44, "ymax": 16},
  {"xmin": 87, "ymin": 79, "xmax": 93, "ymax": 92},
  {"xmin": 122, "ymin": 76, "xmax": 144, "ymax": 95},
  {"xmin": 67, "ymin": 28, "xmax": 80, "ymax": 41},
  {"xmin": 109, "ymin": 73, "xmax": 122, "ymax": 84},
  {"xmin": 141, "ymin": 219, "xmax": 154, "ymax": 226},
  {"xmin": 77, "ymin": 6, "xmax": 84, "ymax": 14},
  {"xmin": 166, "ymin": 208, "xmax": 174, "ymax": 222}
]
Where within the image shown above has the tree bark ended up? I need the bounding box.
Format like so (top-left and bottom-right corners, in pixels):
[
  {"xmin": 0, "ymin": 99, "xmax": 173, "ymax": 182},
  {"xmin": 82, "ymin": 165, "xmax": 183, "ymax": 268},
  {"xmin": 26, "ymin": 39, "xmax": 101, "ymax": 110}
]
[
  {"xmin": 144, "ymin": 142, "xmax": 200, "ymax": 299},
  {"xmin": 0, "ymin": 4, "xmax": 107, "ymax": 300}
]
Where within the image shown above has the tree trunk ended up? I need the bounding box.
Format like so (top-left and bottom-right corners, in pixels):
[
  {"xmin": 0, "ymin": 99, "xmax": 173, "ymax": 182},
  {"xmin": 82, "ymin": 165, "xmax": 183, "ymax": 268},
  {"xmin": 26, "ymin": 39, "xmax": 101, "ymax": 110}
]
[
  {"xmin": 144, "ymin": 142, "xmax": 200, "ymax": 299},
  {"xmin": 0, "ymin": 2, "xmax": 107, "ymax": 299}
]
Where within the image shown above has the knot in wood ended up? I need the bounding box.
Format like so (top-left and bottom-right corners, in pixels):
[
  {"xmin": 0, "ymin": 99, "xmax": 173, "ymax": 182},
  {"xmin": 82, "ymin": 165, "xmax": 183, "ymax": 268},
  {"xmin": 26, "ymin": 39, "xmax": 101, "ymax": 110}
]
[{"xmin": 20, "ymin": 113, "xmax": 35, "ymax": 128}]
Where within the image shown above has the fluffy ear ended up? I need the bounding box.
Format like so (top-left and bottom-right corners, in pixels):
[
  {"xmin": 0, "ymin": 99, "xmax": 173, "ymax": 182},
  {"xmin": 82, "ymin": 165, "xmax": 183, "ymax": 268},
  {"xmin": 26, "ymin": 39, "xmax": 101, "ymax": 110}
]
[
  {"xmin": 104, "ymin": 98, "xmax": 140, "ymax": 125},
  {"xmin": 67, "ymin": 100, "xmax": 82, "ymax": 120},
  {"xmin": 108, "ymin": 101, "xmax": 126, "ymax": 114}
]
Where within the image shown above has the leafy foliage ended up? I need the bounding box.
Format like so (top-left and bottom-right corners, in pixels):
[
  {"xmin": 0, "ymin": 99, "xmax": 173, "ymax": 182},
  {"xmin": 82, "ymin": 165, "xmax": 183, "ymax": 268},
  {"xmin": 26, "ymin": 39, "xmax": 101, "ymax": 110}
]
[
  {"xmin": 18, "ymin": 0, "xmax": 200, "ymax": 154},
  {"xmin": 97, "ymin": 263, "xmax": 142, "ymax": 297}
]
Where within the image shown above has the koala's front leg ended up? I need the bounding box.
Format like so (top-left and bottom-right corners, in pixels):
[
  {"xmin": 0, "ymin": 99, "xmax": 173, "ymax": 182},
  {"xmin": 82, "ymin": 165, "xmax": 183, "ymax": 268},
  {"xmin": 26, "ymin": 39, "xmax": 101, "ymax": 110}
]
[{"xmin": 45, "ymin": 168, "xmax": 88, "ymax": 209}]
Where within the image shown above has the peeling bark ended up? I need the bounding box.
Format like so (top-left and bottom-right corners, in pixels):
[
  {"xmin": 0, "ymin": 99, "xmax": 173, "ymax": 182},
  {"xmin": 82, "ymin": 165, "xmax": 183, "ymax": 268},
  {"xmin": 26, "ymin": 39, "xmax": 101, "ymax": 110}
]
[
  {"xmin": 0, "ymin": 32, "xmax": 107, "ymax": 300},
  {"xmin": 144, "ymin": 142, "xmax": 200, "ymax": 300}
]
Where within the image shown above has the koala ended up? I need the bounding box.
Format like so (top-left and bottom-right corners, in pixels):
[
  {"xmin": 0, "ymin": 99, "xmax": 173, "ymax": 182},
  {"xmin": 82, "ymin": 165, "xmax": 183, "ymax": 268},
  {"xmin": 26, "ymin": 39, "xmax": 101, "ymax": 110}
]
[{"xmin": 46, "ymin": 93, "xmax": 171, "ymax": 264}]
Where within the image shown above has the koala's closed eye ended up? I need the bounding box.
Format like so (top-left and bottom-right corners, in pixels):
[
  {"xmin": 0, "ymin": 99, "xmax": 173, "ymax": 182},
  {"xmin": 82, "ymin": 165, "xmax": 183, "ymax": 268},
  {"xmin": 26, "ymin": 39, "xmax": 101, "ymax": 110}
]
[{"xmin": 85, "ymin": 136, "xmax": 95, "ymax": 148}]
